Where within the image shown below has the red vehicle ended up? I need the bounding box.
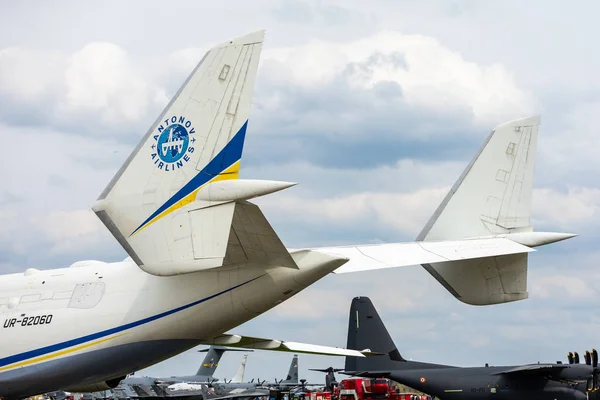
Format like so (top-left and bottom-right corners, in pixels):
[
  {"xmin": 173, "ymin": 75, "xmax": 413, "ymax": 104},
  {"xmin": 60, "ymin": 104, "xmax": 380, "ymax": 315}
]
[
  {"xmin": 293, "ymin": 391, "xmax": 333, "ymax": 400},
  {"xmin": 338, "ymin": 378, "xmax": 429, "ymax": 400}
]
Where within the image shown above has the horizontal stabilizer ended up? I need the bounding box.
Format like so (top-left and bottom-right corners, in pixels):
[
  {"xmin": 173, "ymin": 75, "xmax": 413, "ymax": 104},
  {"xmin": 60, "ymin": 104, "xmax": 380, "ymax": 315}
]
[
  {"xmin": 319, "ymin": 237, "xmax": 534, "ymax": 274},
  {"xmin": 199, "ymin": 334, "xmax": 379, "ymax": 357}
]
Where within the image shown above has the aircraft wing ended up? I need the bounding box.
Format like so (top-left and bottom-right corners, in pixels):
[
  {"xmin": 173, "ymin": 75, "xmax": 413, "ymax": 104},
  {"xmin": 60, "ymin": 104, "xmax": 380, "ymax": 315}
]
[
  {"xmin": 200, "ymin": 334, "xmax": 380, "ymax": 357},
  {"xmin": 309, "ymin": 237, "xmax": 535, "ymax": 274}
]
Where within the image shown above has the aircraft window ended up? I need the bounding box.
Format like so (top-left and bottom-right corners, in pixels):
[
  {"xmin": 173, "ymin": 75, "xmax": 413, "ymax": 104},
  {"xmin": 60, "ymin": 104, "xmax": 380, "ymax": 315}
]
[
  {"xmin": 68, "ymin": 282, "xmax": 106, "ymax": 309},
  {"xmin": 20, "ymin": 294, "xmax": 41, "ymax": 303}
]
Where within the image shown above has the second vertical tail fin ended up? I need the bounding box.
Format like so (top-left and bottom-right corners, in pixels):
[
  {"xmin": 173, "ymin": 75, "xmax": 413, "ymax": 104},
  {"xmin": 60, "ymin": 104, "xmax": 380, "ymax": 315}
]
[
  {"xmin": 417, "ymin": 116, "xmax": 544, "ymax": 305},
  {"xmin": 196, "ymin": 346, "xmax": 248, "ymax": 378}
]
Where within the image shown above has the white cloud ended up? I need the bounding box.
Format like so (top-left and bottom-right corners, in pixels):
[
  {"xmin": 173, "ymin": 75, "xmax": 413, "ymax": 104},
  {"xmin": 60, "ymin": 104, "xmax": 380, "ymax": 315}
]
[
  {"xmin": 533, "ymin": 187, "xmax": 600, "ymax": 230},
  {"xmin": 262, "ymin": 31, "xmax": 536, "ymax": 127},
  {"xmin": 0, "ymin": 43, "xmax": 168, "ymax": 136},
  {"xmin": 0, "ymin": 47, "xmax": 64, "ymax": 102},
  {"xmin": 259, "ymin": 187, "xmax": 447, "ymax": 239},
  {"xmin": 32, "ymin": 209, "xmax": 110, "ymax": 255},
  {"xmin": 532, "ymin": 275, "xmax": 597, "ymax": 301},
  {"xmin": 60, "ymin": 42, "xmax": 167, "ymax": 124}
]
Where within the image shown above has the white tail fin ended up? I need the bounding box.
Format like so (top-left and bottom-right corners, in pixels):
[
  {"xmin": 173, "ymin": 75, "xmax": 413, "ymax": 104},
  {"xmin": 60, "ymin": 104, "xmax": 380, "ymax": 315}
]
[
  {"xmin": 312, "ymin": 116, "xmax": 574, "ymax": 304},
  {"xmin": 231, "ymin": 354, "xmax": 248, "ymax": 383},
  {"xmin": 418, "ymin": 116, "xmax": 540, "ymax": 305},
  {"xmin": 418, "ymin": 115, "xmax": 540, "ymax": 240},
  {"xmin": 93, "ymin": 31, "xmax": 265, "ymax": 275}
]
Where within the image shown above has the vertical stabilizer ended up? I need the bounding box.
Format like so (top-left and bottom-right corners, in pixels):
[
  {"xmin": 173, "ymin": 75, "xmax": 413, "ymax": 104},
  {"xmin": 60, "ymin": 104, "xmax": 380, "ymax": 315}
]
[
  {"xmin": 231, "ymin": 354, "xmax": 248, "ymax": 383},
  {"xmin": 418, "ymin": 116, "xmax": 540, "ymax": 240},
  {"xmin": 417, "ymin": 116, "xmax": 540, "ymax": 305},
  {"xmin": 196, "ymin": 347, "xmax": 228, "ymax": 377},
  {"xmin": 345, "ymin": 297, "xmax": 449, "ymax": 372},
  {"xmin": 93, "ymin": 31, "xmax": 265, "ymax": 276},
  {"xmin": 345, "ymin": 297, "xmax": 404, "ymax": 372},
  {"xmin": 282, "ymin": 355, "xmax": 299, "ymax": 384}
]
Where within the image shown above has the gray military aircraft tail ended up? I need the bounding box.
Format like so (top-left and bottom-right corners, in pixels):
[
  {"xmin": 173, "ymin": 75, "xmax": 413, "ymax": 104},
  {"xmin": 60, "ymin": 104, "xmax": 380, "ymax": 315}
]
[
  {"xmin": 276, "ymin": 354, "xmax": 299, "ymax": 386},
  {"xmin": 194, "ymin": 346, "xmax": 237, "ymax": 378},
  {"xmin": 344, "ymin": 296, "xmax": 600, "ymax": 400},
  {"xmin": 112, "ymin": 346, "xmax": 248, "ymax": 398}
]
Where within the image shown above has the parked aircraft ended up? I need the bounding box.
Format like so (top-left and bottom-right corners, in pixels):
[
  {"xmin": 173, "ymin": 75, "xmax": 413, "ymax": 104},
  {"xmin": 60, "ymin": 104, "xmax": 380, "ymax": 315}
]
[
  {"xmin": 164, "ymin": 355, "xmax": 299, "ymax": 400},
  {"xmin": 344, "ymin": 297, "xmax": 598, "ymax": 399},
  {"xmin": 309, "ymin": 367, "xmax": 342, "ymax": 391},
  {"xmin": 0, "ymin": 30, "xmax": 574, "ymax": 399},
  {"xmin": 111, "ymin": 346, "xmax": 248, "ymax": 398}
]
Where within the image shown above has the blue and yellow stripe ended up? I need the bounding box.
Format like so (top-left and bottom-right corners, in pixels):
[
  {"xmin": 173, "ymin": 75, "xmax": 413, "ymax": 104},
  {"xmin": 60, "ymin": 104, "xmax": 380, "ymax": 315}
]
[
  {"xmin": 0, "ymin": 274, "xmax": 263, "ymax": 373},
  {"xmin": 130, "ymin": 120, "xmax": 249, "ymax": 237}
]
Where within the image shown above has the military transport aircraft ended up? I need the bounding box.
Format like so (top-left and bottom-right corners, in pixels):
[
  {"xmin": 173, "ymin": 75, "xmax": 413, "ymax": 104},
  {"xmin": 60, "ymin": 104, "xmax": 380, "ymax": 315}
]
[
  {"xmin": 0, "ymin": 30, "xmax": 575, "ymax": 399},
  {"xmin": 111, "ymin": 346, "xmax": 249, "ymax": 398},
  {"xmin": 344, "ymin": 297, "xmax": 598, "ymax": 400},
  {"xmin": 164, "ymin": 354, "xmax": 300, "ymax": 400}
]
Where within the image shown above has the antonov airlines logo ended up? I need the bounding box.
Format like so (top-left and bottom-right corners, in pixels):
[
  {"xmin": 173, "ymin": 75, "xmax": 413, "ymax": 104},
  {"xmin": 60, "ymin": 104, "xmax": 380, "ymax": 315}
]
[{"xmin": 151, "ymin": 115, "xmax": 196, "ymax": 171}]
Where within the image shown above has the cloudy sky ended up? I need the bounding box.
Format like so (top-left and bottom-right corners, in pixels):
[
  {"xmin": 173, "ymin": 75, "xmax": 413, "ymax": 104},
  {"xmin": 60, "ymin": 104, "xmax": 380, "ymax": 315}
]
[{"xmin": 1, "ymin": 0, "xmax": 600, "ymax": 385}]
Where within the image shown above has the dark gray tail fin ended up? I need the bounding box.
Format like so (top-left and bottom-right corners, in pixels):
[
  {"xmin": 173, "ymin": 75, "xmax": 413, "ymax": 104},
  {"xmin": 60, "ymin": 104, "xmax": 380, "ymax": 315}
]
[
  {"xmin": 345, "ymin": 297, "xmax": 405, "ymax": 372},
  {"xmin": 345, "ymin": 297, "xmax": 451, "ymax": 372},
  {"xmin": 196, "ymin": 346, "xmax": 246, "ymax": 377},
  {"xmin": 282, "ymin": 355, "xmax": 299, "ymax": 384}
]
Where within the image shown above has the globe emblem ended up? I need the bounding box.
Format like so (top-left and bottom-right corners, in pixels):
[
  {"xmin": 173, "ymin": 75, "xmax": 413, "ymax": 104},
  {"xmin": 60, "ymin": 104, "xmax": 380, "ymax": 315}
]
[{"xmin": 157, "ymin": 124, "xmax": 190, "ymax": 163}]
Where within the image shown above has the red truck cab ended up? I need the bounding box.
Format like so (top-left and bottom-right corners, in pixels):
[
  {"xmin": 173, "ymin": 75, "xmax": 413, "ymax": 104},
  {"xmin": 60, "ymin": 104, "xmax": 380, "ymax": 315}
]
[{"xmin": 338, "ymin": 377, "xmax": 428, "ymax": 400}]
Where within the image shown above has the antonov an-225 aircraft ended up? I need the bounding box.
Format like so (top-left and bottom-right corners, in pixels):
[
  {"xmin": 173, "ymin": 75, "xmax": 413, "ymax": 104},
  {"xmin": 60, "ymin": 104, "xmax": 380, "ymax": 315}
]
[{"xmin": 0, "ymin": 31, "xmax": 575, "ymax": 399}]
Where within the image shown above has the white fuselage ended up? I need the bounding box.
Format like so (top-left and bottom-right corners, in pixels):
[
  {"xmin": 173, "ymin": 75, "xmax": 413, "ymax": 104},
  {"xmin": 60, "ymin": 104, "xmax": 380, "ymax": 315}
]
[
  {"xmin": 168, "ymin": 382, "xmax": 205, "ymax": 391},
  {"xmin": 0, "ymin": 252, "xmax": 339, "ymax": 398}
]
